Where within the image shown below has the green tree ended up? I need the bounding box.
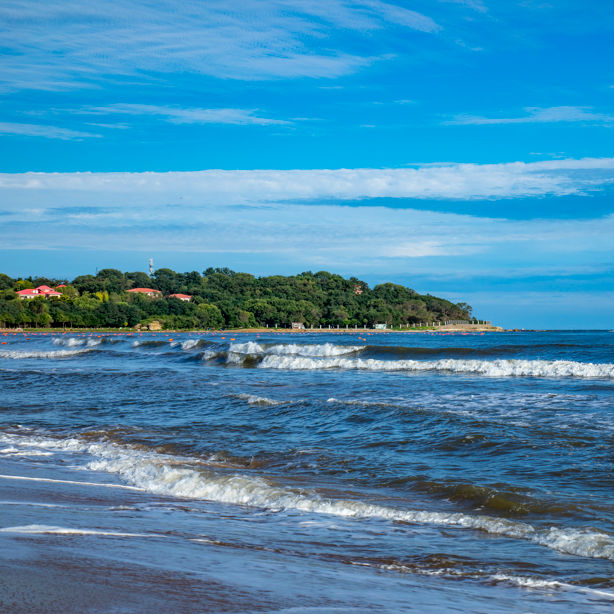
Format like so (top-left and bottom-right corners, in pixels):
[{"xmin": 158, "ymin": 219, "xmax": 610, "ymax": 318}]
[
  {"xmin": 0, "ymin": 274, "xmax": 14, "ymax": 291},
  {"xmin": 195, "ymin": 303, "xmax": 224, "ymax": 328},
  {"xmin": 125, "ymin": 271, "xmax": 153, "ymax": 289},
  {"xmin": 14, "ymin": 279, "xmax": 34, "ymax": 291},
  {"xmin": 38, "ymin": 313, "xmax": 53, "ymax": 328}
]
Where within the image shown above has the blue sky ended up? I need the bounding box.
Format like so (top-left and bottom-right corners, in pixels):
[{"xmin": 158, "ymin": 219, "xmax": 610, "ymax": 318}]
[{"xmin": 1, "ymin": 0, "xmax": 613, "ymax": 328}]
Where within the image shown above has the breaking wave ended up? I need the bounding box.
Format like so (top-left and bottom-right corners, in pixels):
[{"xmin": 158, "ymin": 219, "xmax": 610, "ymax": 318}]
[
  {"xmin": 0, "ymin": 349, "xmax": 91, "ymax": 359},
  {"xmin": 257, "ymin": 356, "xmax": 614, "ymax": 379},
  {"xmin": 229, "ymin": 342, "xmax": 363, "ymax": 357},
  {"xmin": 53, "ymin": 337, "xmax": 104, "ymax": 347},
  {"xmin": 231, "ymin": 393, "xmax": 287, "ymax": 406},
  {"xmin": 170, "ymin": 339, "xmax": 209, "ymax": 350},
  {"xmin": 4, "ymin": 430, "xmax": 614, "ymax": 562},
  {"xmin": 131, "ymin": 340, "xmax": 169, "ymax": 348}
]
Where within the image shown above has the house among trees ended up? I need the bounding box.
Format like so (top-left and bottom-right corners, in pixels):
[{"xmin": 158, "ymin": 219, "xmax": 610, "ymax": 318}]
[
  {"xmin": 0, "ymin": 269, "xmax": 475, "ymax": 330},
  {"xmin": 126, "ymin": 288, "xmax": 162, "ymax": 297},
  {"xmin": 16, "ymin": 285, "xmax": 62, "ymax": 300}
]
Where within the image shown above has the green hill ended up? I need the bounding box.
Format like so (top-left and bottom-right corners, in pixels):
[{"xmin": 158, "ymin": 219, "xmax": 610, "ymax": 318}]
[{"xmin": 0, "ymin": 269, "xmax": 473, "ymax": 329}]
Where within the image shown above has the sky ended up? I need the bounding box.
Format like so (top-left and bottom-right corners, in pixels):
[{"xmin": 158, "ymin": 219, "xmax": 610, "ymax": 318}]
[{"xmin": 1, "ymin": 0, "xmax": 613, "ymax": 328}]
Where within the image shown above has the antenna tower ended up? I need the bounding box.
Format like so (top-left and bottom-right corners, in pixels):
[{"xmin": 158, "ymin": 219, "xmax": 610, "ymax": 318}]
[{"xmin": 149, "ymin": 258, "xmax": 154, "ymax": 277}]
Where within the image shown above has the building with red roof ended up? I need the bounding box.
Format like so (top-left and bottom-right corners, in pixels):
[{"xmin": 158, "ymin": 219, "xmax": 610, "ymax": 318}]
[
  {"xmin": 16, "ymin": 286, "xmax": 62, "ymax": 300},
  {"xmin": 170, "ymin": 294, "xmax": 192, "ymax": 302},
  {"xmin": 127, "ymin": 288, "xmax": 162, "ymax": 297}
]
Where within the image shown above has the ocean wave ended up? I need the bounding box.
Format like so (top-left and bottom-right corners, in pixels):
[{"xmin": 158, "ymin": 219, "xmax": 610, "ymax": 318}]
[
  {"xmin": 377, "ymin": 564, "xmax": 614, "ymax": 597},
  {"xmin": 0, "ymin": 446, "xmax": 53, "ymax": 457},
  {"xmin": 0, "ymin": 524, "xmax": 150, "ymax": 537},
  {"xmin": 0, "ymin": 349, "xmax": 91, "ymax": 359},
  {"xmin": 199, "ymin": 350, "xmax": 223, "ymax": 361},
  {"xmin": 53, "ymin": 337, "xmax": 103, "ymax": 347},
  {"xmin": 4, "ymin": 431, "xmax": 613, "ymax": 563},
  {"xmin": 170, "ymin": 339, "xmax": 207, "ymax": 350},
  {"xmin": 85, "ymin": 453, "xmax": 614, "ymax": 561},
  {"xmin": 258, "ymin": 356, "xmax": 614, "ymax": 378},
  {"xmin": 131, "ymin": 340, "xmax": 168, "ymax": 348},
  {"xmin": 229, "ymin": 342, "xmax": 363, "ymax": 357},
  {"xmin": 231, "ymin": 393, "xmax": 287, "ymax": 406}
]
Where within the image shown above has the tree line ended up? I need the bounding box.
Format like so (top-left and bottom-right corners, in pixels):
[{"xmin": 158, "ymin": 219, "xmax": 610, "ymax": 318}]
[{"xmin": 0, "ymin": 268, "xmax": 473, "ymax": 330}]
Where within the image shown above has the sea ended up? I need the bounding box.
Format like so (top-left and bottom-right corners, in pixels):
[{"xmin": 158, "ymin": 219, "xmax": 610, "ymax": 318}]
[{"xmin": 1, "ymin": 329, "xmax": 614, "ymax": 613}]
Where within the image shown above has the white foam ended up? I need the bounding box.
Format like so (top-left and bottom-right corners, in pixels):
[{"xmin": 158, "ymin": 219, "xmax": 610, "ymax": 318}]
[
  {"xmin": 0, "ymin": 473, "xmax": 145, "ymax": 491},
  {"xmin": 0, "ymin": 349, "xmax": 91, "ymax": 359},
  {"xmin": 259, "ymin": 356, "xmax": 614, "ymax": 379},
  {"xmin": 0, "ymin": 524, "xmax": 150, "ymax": 537},
  {"xmin": 170, "ymin": 339, "xmax": 202, "ymax": 350},
  {"xmin": 229, "ymin": 342, "xmax": 363, "ymax": 358},
  {"xmin": 4, "ymin": 431, "xmax": 614, "ymax": 562},
  {"xmin": 85, "ymin": 452, "xmax": 614, "ymax": 561},
  {"xmin": 228, "ymin": 341, "xmax": 264, "ymax": 354},
  {"xmin": 226, "ymin": 351, "xmax": 247, "ymax": 364},
  {"xmin": 377, "ymin": 564, "xmax": 614, "ymax": 597},
  {"xmin": 267, "ymin": 343, "xmax": 364, "ymax": 357},
  {"xmin": 0, "ymin": 447, "xmax": 53, "ymax": 457},
  {"xmin": 53, "ymin": 337, "xmax": 102, "ymax": 347},
  {"xmin": 233, "ymin": 393, "xmax": 286, "ymax": 406}
]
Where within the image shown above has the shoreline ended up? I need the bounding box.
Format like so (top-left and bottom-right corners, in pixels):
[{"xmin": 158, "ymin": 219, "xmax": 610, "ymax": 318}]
[{"xmin": 1, "ymin": 325, "xmax": 504, "ymax": 334}]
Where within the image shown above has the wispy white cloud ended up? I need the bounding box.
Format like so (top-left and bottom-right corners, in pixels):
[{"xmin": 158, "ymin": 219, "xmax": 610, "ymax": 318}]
[
  {"xmin": 78, "ymin": 104, "xmax": 291, "ymax": 126},
  {"xmin": 446, "ymin": 106, "xmax": 614, "ymax": 126},
  {"xmin": 1, "ymin": 157, "xmax": 613, "ymax": 203},
  {"xmin": 85, "ymin": 123, "xmax": 131, "ymax": 129},
  {"xmin": 2, "ymin": 201, "xmax": 613, "ymax": 274},
  {"xmin": 439, "ymin": 0, "xmax": 487, "ymax": 13},
  {"xmin": 0, "ymin": 0, "xmax": 440, "ymax": 91},
  {"xmin": 0, "ymin": 122, "xmax": 101, "ymax": 140}
]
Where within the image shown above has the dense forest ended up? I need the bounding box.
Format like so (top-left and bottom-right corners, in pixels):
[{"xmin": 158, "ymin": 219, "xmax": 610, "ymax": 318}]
[{"xmin": 0, "ymin": 268, "xmax": 473, "ymax": 330}]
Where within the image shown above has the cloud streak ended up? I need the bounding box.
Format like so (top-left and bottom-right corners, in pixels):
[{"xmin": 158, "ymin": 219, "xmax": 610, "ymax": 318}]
[
  {"xmin": 2, "ymin": 203, "xmax": 613, "ymax": 283},
  {"xmin": 78, "ymin": 104, "xmax": 291, "ymax": 126},
  {"xmin": 446, "ymin": 106, "xmax": 614, "ymax": 126},
  {"xmin": 0, "ymin": 122, "xmax": 101, "ymax": 140},
  {"xmin": 0, "ymin": 0, "xmax": 440, "ymax": 91},
  {"xmin": 2, "ymin": 158, "xmax": 613, "ymax": 204}
]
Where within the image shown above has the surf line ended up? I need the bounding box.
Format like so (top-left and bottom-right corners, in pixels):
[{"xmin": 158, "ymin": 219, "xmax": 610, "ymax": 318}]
[{"xmin": 0, "ymin": 474, "xmax": 145, "ymax": 491}]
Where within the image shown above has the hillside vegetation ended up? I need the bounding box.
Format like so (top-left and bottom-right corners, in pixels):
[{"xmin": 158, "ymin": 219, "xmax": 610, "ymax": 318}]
[{"xmin": 0, "ymin": 269, "xmax": 472, "ymax": 329}]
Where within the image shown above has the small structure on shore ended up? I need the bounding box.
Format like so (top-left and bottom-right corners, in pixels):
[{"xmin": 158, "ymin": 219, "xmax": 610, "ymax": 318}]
[
  {"xmin": 127, "ymin": 288, "xmax": 162, "ymax": 297},
  {"xmin": 170, "ymin": 294, "xmax": 192, "ymax": 302},
  {"xmin": 291, "ymin": 322, "xmax": 305, "ymax": 329},
  {"xmin": 374, "ymin": 323, "xmax": 387, "ymax": 329}
]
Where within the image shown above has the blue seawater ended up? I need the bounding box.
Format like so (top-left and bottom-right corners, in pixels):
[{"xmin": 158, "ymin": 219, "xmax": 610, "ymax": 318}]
[{"xmin": 1, "ymin": 330, "xmax": 614, "ymax": 612}]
